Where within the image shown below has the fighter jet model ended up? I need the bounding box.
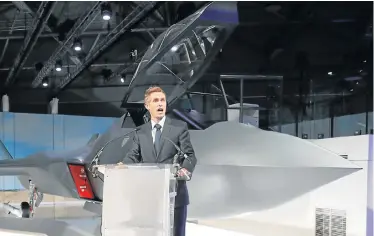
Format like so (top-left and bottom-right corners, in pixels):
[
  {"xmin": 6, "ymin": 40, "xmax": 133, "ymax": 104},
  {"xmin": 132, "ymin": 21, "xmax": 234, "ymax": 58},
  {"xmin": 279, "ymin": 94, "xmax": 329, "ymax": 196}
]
[
  {"xmin": 0, "ymin": 113, "xmax": 360, "ymax": 219},
  {"xmin": 0, "ymin": 0, "xmax": 360, "ymax": 223}
]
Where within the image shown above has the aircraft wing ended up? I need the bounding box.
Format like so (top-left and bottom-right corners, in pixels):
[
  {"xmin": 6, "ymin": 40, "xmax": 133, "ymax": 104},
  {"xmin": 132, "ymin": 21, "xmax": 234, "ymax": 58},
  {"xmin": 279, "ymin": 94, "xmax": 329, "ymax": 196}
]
[
  {"xmin": 0, "ymin": 155, "xmax": 88, "ymax": 199},
  {"xmin": 0, "ymin": 140, "xmax": 13, "ymax": 160},
  {"xmin": 0, "ymin": 159, "xmax": 29, "ymax": 176}
]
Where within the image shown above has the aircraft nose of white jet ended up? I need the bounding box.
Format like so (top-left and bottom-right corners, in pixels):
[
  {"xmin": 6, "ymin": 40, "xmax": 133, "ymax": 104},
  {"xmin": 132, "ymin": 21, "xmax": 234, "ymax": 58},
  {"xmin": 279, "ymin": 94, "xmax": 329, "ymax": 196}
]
[
  {"xmin": 191, "ymin": 122, "xmax": 360, "ymax": 169},
  {"xmin": 187, "ymin": 122, "xmax": 361, "ymax": 219}
]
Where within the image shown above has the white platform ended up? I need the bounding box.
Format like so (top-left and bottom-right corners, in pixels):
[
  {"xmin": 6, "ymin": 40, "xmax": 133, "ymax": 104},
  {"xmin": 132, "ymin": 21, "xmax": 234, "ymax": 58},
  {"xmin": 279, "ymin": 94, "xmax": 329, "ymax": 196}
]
[
  {"xmin": 0, "ymin": 229, "xmax": 47, "ymax": 236},
  {"xmin": 0, "ymin": 218, "xmax": 253, "ymax": 236}
]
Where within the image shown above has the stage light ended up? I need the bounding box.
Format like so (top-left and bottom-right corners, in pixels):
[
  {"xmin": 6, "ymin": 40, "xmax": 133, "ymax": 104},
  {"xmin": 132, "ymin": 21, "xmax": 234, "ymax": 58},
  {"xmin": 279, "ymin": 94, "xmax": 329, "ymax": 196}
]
[
  {"xmin": 73, "ymin": 38, "xmax": 82, "ymax": 51},
  {"xmin": 102, "ymin": 10, "xmax": 111, "ymax": 20},
  {"xmin": 120, "ymin": 77, "xmax": 125, "ymax": 83},
  {"xmin": 55, "ymin": 60, "xmax": 62, "ymax": 72},
  {"xmin": 328, "ymin": 72, "xmax": 333, "ymax": 76},
  {"xmin": 42, "ymin": 78, "xmax": 48, "ymax": 87},
  {"xmin": 101, "ymin": 4, "xmax": 112, "ymax": 21}
]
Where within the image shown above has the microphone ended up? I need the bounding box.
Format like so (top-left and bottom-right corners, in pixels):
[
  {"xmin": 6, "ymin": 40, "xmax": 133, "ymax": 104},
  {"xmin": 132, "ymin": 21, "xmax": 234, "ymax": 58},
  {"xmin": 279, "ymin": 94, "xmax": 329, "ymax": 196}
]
[
  {"xmin": 163, "ymin": 137, "xmax": 191, "ymax": 180},
  {"xmin": 163, "ymin": 137, "xmax": 191, "ymax": 164},
  {"xmin": 89, "ymin": 128, "xmax": 139, "ymax": 177}
]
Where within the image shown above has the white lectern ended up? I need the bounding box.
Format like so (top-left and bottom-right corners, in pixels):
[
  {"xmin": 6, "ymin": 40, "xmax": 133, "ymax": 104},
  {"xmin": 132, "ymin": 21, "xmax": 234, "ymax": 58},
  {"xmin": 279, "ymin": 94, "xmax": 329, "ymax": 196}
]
[{"xmin": 100, "ymin": 164, "xmax": 177, "ymax": 236}]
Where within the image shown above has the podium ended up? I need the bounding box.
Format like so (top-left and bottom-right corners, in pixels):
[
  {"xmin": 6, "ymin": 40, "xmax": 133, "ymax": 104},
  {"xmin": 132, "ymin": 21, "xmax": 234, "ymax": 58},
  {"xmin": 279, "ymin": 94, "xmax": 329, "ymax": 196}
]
[{"xmin": 100, "ymin": 164, "xmax": 177, "ymax": 236}]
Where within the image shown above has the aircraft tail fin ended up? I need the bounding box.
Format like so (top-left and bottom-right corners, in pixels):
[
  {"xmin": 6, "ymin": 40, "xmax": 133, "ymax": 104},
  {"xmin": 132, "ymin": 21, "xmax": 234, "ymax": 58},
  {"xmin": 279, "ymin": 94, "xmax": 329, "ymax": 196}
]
[
  {"xmin": 87, "ymin": 133, "xmax": 100, "ymax": 146},
  {"xmin": 0, "ymin": 139, "xmax": 13, "ymax": 160}
]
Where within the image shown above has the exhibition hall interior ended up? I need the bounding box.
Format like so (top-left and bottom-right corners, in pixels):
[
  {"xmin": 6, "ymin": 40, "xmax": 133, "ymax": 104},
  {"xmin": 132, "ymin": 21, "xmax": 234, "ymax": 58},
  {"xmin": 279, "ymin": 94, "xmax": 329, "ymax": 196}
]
[{"xmin": 0, "ymin": 1, "xmax": 372, "ymax": 236}]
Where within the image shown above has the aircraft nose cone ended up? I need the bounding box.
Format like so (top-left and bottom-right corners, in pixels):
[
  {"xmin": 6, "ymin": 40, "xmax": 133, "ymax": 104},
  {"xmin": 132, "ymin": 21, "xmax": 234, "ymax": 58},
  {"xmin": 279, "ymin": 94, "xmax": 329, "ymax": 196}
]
[
  {"xmin": 191, "ymin": 121, "xmax": 360, "ymax": 169},
  {"xmin": 187, "ymin": 122, "xmax": 361, "ymax": 219}
]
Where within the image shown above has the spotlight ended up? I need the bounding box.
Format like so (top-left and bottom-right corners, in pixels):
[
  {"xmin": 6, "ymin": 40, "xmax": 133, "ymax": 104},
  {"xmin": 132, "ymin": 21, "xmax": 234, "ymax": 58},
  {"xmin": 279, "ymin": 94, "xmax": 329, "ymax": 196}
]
[
  {"xmin": 101, "ymin": 4, "xmax": 112, "ymax": 21},
  {"xmin": 42, "ymin": 76, "xmax": 49, "ymax": 87},
  {"xmin": 328, "ymin": 71, "xmax": 333, "ymax": 76},
  {"xmin": 302, "ymin": 133, "xmax": 308, "ymax": 139},
  {"xmin": 42, "ymin": 77, "xmax": 48, "ymax": 87},
  {"xmin": 55, "ymin": 60, "xmax": 62, "ymax": 72},
  {"xmin": 73, "ymin": 38, "xmax": 82, "ymax": 51},
  {"xmin": 354, "ymin": 130, "xmax": 361, "ymax": 136},
  {"xmin": 171, "ymin": 45, "xmax": 178, "ymax": 52},
  {"xmin": 120, "ymin": 74, "xmax": 127, "ymax": 83},
  {"xmin": 317, "ymin": 133, "xmax": 324, "ymax": 139},
  {"xmin": 102, "ymin": 12, "xmax": 111, "ymax": 21}
]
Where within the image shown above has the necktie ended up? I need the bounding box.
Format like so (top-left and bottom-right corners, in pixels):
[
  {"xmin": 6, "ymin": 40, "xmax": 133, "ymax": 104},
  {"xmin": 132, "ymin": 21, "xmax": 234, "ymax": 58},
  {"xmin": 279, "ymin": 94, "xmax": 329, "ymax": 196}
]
[{"xmin": 154, "ymin": 124, "xmax": 162, "ymax": 154}]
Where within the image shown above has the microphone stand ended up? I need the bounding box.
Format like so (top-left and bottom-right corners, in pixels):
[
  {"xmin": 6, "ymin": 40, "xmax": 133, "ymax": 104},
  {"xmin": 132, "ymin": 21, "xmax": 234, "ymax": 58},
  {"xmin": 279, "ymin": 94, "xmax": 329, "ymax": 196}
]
[
  {"xmin": 89, "ymin": 128, "xmax": 139, "ymax": 178},
  {"xmin": 164, "ymin": 137, "xmax": 191, "ymax": 180},
  {"xmin": 172, "ymin": 151, "xmax": 181, "ymax": 177}
]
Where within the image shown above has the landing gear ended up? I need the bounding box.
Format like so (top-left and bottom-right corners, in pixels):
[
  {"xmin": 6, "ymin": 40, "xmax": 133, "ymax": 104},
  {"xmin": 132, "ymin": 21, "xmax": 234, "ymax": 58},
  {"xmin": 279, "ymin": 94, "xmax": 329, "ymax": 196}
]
[
  {"xmin": 28, "ymin": 179, "xmax": 43, "ymax": 218},
  {"xmin": 20, "ymin": 201, "xmax": 30, "ymax": 218},
  {"xmin": 1, "ymin": 180, "xmax": 43, "ymax": 218}
]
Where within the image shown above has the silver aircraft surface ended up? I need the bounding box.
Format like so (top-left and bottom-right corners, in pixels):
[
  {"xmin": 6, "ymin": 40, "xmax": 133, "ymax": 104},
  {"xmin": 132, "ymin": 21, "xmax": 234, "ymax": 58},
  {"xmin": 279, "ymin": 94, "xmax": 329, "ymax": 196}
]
[
  {"xmin": 0, "ymin": 113, "xmax": 361, "ymax": 220},
  {"xmin": 0, "ymin": 0, "xmax": 360, "ymax": 223}
]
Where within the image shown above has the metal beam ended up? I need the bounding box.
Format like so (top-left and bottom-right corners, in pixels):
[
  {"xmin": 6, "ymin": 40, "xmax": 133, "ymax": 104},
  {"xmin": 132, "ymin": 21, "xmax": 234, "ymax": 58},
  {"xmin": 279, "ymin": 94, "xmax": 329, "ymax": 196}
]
[
  {"xmin": 11, "ymin": 1, "xmax": 33, "ymax": 13},
  {"xmin": 88, "ymin": 34, "xmax": 101, "ymax": 55},
  {"xmin": 5, "ymin": 2, "xmax": 56, "ymax": 87},
  {"xmin": 53, "ymin": 1, "xmax": 161, "ymax": 94},
  {"xmin": 12, "ymin": 1, "xmax": 81, "ymax": 66},
  {"xmin": 133, "ymin": 2, "xmax": 164, "ymax": 24},
  {"xmin": 0, "ymin": 28, "xmax": 167, "ymax": 40},
  {"xmin": 220, "ymin": 74, "xmax": 283, "ymax": 80},
  {"xmin": 0, "ymin": 62, "xmax": 136, "ymax": 71},
  {"xmin": 129, "ymin": 3, "xmax": 156, "ymax": 41},
  {"xmin": 0, "ymin": 9, "xmax": 19, "ymax": 66},
  {"xmin": 105, "ymin": 49, "xmax": 147, "ymax": 83},
  {"xmin": 31, "ymin": 1, "xmax": 103, "ymax": 88}
]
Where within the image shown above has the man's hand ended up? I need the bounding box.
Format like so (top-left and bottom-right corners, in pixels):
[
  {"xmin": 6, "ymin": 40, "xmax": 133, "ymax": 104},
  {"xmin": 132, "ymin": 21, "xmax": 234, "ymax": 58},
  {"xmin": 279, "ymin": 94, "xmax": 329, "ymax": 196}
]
[{"xmin": 176, "ymin": 168, "xmax": 191, "ymax": 181}]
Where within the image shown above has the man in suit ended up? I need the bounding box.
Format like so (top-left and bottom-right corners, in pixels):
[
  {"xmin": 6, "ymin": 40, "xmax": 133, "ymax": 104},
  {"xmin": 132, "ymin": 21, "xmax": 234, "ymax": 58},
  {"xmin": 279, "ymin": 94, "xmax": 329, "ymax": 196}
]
[{"xmin": 121, "ymin": 86, "xmax": 197, "ymax": 236}]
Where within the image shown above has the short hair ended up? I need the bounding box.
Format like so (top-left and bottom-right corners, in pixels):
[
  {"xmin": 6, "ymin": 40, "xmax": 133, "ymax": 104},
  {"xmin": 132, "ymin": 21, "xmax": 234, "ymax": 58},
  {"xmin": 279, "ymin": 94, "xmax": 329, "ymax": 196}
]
[{"xmin": 144, "ymin": 86, "xmax": 166, "ymax": 104}]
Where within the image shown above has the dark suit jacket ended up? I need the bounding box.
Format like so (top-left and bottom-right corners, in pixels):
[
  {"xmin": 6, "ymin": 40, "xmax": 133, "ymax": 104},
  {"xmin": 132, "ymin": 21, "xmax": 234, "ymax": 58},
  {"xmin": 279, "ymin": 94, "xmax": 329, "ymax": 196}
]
[{"xmin": 123, "ymin": 116, "xmax": 197, "ymax": 207}]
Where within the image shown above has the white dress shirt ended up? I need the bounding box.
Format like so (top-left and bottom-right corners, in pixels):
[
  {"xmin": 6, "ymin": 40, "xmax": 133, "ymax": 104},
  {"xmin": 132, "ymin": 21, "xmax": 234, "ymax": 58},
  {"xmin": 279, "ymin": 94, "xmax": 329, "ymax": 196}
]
[{"xmin": 151, "ymin": 116, "xmax": 166, "ymax": 143}]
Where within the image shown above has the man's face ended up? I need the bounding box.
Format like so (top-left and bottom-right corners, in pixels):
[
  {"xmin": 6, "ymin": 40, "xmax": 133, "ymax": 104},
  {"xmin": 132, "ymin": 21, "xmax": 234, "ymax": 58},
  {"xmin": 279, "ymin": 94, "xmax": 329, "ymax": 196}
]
[{"xmin": 146, "ymin": 92, "xmax": 166, "ymax": 120}]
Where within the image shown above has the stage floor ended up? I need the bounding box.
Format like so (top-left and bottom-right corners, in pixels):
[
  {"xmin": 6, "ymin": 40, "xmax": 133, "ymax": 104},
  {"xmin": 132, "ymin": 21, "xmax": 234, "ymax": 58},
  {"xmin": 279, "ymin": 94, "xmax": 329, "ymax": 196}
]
[{"xmin": 0, "ymin": 192, "xmax": 252, "ymax": 236}]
